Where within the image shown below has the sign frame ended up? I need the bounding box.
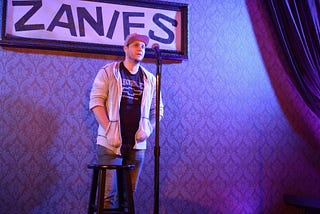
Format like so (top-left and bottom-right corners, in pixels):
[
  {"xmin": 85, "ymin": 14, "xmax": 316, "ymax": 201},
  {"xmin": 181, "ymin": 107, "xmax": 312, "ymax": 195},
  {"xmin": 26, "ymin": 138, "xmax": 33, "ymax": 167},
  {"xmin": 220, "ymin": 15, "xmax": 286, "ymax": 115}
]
[{"xmin": 0, "ymin": 0, "xmax": 188, "ymax": 60}]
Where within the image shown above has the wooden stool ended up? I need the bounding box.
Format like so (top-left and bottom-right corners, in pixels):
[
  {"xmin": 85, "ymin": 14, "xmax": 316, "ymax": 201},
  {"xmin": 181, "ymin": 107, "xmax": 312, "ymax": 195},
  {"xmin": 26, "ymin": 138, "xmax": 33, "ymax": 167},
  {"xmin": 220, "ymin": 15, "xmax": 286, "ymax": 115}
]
[{"xmin": 87, "ymin": 163, "xmax": 135, "ymax": 214}]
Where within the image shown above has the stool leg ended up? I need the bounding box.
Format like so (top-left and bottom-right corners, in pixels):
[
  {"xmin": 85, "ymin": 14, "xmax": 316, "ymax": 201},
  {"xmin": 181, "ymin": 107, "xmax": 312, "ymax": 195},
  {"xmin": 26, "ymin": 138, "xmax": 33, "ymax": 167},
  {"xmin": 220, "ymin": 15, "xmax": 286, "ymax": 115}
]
[
  {"xmin": 116, "ymin": 169, "xmax": 124, "ymax": 211},
  {"xmin": 97, "ymin": 169, "xmax": 106, "ymax": 214},
  {"xmin": 116, "ymin": 169, "xmax": 135, "ymax": 213},
  {"xmin": 125, "ymin": 170, "xmax": 135, "ymax": 214},
  {"xmin": 88, "ymin": 168, "xmax": 99, "ymax": 214}
]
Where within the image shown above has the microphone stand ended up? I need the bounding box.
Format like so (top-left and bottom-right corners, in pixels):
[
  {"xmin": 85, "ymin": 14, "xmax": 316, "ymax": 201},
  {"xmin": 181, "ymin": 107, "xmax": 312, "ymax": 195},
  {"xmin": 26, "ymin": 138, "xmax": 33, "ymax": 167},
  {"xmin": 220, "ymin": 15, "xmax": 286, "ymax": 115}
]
[{"xmin": 154, "ymin": 53, "xmax": 162, "ymax": 214}]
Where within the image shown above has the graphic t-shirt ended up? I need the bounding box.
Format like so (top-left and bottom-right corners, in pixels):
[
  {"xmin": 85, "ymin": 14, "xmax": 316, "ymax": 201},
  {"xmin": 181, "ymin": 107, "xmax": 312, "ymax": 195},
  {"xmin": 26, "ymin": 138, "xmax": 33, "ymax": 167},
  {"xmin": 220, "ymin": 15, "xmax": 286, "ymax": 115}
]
[{"xmin": 119, "ymin": 62, "xmax": 144, "ymax": 155}]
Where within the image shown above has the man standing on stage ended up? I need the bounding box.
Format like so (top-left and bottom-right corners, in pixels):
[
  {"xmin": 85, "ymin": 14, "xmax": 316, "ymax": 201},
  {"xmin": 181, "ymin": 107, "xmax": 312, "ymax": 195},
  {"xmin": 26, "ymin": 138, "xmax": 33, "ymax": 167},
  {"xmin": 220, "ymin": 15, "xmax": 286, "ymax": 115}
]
[{"xmin": 89, "ymin": 33, "xmax": 164, "ymax": 208}]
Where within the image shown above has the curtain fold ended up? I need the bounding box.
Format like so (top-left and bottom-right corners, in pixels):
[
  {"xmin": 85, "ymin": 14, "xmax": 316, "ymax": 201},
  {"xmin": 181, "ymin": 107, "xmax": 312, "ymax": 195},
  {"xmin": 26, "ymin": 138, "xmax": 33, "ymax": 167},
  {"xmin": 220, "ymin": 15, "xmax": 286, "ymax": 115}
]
[{"xmin": 266, "ymin": 0, "xmax": 320, "ymax": 117}]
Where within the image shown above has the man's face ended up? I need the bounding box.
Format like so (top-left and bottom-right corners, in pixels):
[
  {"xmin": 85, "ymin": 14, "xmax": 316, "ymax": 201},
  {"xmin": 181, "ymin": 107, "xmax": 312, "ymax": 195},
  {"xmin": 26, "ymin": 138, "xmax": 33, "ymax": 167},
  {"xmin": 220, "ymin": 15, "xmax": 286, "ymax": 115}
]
[{"xmin": 124, "ymin": 40, "xmax": 146, "ymax": 62}]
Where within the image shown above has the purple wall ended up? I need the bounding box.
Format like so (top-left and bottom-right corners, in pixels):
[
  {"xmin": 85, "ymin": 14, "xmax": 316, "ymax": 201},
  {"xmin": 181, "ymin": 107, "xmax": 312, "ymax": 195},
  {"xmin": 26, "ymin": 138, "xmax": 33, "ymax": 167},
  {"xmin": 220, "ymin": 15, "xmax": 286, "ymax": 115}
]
[{"xmin": 1, "ymin": 0, "xmax": 319, "ymax": 213}]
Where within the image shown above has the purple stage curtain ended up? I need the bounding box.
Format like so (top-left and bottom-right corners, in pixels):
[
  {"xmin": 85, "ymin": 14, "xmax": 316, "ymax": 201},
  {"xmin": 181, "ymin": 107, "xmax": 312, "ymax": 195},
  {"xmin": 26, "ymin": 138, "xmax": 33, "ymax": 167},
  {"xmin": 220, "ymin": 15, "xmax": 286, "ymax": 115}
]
[{"xmin": 266, "ymin": 0, "xmax": 320, "ymax": 117}]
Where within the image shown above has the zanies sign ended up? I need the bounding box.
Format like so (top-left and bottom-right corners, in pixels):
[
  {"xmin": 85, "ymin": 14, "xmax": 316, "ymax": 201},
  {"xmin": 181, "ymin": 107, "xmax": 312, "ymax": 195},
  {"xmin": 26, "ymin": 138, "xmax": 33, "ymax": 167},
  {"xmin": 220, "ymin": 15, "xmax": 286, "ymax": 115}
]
[{"xmin": 1, "ymin": 0, "xmax": 188, "ymax": 60}]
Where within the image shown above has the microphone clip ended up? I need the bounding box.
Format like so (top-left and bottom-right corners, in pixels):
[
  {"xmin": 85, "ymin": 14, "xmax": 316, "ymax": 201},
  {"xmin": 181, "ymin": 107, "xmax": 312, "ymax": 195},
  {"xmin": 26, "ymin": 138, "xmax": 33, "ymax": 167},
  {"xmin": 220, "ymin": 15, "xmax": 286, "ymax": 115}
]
[{"xmin": 152, "ymin": 43, "xmax": 161, "ymax": 60}]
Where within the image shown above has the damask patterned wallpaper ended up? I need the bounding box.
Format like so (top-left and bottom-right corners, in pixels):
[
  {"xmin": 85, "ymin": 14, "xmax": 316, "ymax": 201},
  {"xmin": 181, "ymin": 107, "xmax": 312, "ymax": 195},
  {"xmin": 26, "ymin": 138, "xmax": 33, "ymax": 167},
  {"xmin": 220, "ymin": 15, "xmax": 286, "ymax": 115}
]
[{"xmin": 1, "ymin": 0, "xmax": 319, "ymax": 214}]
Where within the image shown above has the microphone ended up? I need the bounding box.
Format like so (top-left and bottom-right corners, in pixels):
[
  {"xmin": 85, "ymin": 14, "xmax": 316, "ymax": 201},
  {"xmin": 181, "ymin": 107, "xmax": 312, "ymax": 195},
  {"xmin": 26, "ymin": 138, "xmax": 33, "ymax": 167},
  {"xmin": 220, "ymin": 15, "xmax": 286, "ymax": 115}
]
[{"xmin": 152, "ymin": 43, "xmax": 161, "ymax": 59}]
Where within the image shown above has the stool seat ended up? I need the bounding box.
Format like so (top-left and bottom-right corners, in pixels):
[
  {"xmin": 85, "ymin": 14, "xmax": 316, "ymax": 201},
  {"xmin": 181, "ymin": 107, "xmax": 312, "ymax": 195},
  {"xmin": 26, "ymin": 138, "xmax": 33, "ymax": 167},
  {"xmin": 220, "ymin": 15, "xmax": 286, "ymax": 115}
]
[
  {"xmin": 88, "ymin": 164, "xmax": 135, "ymax": 170},
  {"xmin": 88, "ymin": 163, "xmax": 135, "ymax": 214}
]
